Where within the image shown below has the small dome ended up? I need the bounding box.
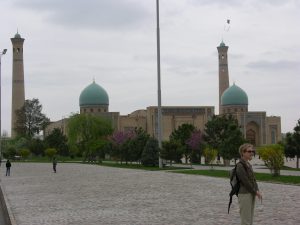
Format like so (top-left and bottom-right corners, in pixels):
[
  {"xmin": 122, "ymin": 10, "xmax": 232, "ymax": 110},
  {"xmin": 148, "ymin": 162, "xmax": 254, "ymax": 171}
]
[
  {"xmin": 79, "ymin": 81, "xmax": 109, "ymax": 106},
  {"xmin": 14, "ymin": 32, "xmax": 21, "ymax": 38},
  {"xmin": 221, "ymin": 83, "xmax": 248, "ymax": 106}
]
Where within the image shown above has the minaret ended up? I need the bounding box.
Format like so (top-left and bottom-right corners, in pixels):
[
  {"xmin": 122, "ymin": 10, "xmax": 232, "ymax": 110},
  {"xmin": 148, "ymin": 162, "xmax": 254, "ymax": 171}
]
[
  {"xmin": 11, "ymin": 32, "xmax": 25, "ymax": 138},
  {"xmin": 217, "ymin": 41, "xmax": 229, "ymax": 114}
]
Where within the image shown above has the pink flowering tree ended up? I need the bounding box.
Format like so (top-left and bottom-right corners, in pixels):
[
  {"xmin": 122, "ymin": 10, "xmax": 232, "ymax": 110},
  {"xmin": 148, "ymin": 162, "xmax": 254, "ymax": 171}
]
[
  {"xmin": 186, "ymin": 130, "xmax": 204, "ymax": 164},
  {"xmin": 109, "ymin": 130, "xmax": 136, "ymax": 164}
]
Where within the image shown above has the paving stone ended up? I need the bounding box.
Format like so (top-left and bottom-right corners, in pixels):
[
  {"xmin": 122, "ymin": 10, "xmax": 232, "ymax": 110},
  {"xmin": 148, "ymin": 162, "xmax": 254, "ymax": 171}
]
[{"xmin": 0, "ymin": 163, "xmax": 299, "ymax": 225}]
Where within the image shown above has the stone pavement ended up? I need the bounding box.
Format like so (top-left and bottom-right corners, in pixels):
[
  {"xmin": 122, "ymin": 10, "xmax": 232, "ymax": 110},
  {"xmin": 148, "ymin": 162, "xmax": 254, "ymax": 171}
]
[{"xmin": 0, "ymin": 163, "xmax": 299, "ymax": 225}]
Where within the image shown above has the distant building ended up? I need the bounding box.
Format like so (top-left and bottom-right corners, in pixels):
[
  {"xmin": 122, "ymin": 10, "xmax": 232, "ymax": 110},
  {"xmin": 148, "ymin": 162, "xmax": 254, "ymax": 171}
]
[
  {"xmin": 218, "ymin": 42, "xmax": 281, "ymax": 146},
  {"xmin": 44, "ymin": 80, "xmax": 214, "ymax": 140},
  {"xmin": 44, "ymin": 41, "xmax": 281, "ymax": 146}
]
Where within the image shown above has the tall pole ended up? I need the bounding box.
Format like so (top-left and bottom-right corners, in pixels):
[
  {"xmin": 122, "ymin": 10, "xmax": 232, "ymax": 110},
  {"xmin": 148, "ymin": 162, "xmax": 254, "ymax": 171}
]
[
  {"xmin": 0, "ymin": 49, "xmax": 7, "ymax": 165},
  {"xmin": 156, "ymin": 0, "xmax": 163, "ymax": 168}
]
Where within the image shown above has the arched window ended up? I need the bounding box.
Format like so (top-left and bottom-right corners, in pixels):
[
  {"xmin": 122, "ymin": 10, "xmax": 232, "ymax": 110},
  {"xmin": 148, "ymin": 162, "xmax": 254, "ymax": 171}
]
[{"xmin": 271, "ymin": 130, "xmax": 276, "ymax": 144}]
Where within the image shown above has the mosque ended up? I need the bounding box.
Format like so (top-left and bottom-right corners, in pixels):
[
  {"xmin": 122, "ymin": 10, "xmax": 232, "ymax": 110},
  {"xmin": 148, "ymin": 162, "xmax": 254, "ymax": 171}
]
[{"xmin": 10, "ymin": 32, "xmax": 281, "ymax": 146}]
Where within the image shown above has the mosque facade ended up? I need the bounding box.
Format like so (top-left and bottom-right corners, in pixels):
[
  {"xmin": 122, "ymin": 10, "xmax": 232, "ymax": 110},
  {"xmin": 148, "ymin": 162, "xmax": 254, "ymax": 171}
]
[
  {"xmin": 217, "ymin": 41, "xmax": 281, "ymax": 146},
  {"xmin": 44, "ymin": 42, "xmax": 281, "ymax": 146}
]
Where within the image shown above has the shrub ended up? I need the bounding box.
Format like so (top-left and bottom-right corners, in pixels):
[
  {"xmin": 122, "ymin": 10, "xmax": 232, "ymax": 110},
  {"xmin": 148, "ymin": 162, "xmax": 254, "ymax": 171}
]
[
  {"xmin": 257, "ymin": 144, "xmax": 284, "ymax": 176},
  {"xmin": 4, "ymin": 146, "xmax": 17, "ymax": 159},
  {"xmin": 203, "ymin": 147, "xmax": 218, "ymax": 169},
  {"xmin": 45, "ymin": 148, "xmax": 57, "ymax": 159},
  {"xmin": 19, "ymin": 148, "xmax": 31, "ymax": 159}
]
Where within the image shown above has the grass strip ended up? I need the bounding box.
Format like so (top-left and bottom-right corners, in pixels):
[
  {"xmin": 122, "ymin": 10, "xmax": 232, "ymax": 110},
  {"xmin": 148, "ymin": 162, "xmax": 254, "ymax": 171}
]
[
  {"xmin": 171, "ymin": 169, "xmax": 300, "ymax": 185},
  {"xmin": 93, "ymin": 162, "xmax": 191, "ymax": 171}
]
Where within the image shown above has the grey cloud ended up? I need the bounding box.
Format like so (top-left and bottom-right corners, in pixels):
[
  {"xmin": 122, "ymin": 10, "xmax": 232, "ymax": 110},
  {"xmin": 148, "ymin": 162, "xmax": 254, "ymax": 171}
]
[
  {"xmin": 187, "ymin": 0, "xmax": 294, "ymax": 8},
  {"xmin": 13, "ymin": 0, "xmax": 151, "ymax": 30},
  {"xmin": 187, "ymin": 0, "xmax": 243, "ymax": 7},
  {"xmin": 246, "ymin": 60, "xmax": 300, "ymax": 71}
]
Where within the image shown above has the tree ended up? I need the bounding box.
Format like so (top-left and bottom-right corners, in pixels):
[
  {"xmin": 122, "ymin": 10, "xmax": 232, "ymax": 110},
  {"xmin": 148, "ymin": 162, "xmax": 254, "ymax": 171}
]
[
  {"xmin": 14, "ymin": 137, "xmax": 29, "ymax": 152},
  {"xmin": 128, "ymin": 128, "xmax": 150, "ymax": 163},
  {"xmin": 258, "ymin": 144, "xmax": 284, "ymax": 176},
  {"xmin": 14, "ymin": 98, "xmax": 50, "ymax": 138},
  {"xmin": 161, "ymin": 140, "xmax": 182, "ymax": 165},
  {"xmin": 88, "ymin": 139, "xmax": 111, "ymax": 163},
  {"xmin": 204, "ymin": 114, "xmax": 245, "ymax": 165},
  {"xmin": 67, "ymin": 113, "xmax": 113, "ymax": 161},
  {"xmin": 109, "ymin": 130, "xmax": 135, "ymax": 163},
  {"xmin": 285, "ymin": 119, "xmax": 300, "ymax": 168},
  {"xmin": 170, "ymin": 124, "xmax": 196, "ymax": 164},
  {"xmin": 4, "ymin": 146, "xmax": 16, "ymax": 159},
  {"xmin": 45, "ymin": 128, "xmax": 69, "ymax": 156},
  {"xmin": 141, "ymin": 138, "xmax": 159, "ymax": 166},
  {"xmin": 28, "ymin": 138, "xmax": 46, "ymax": 156},
  {"xmin": 186, "ymin": 130, "xmax": 204, "ymax": 164}
]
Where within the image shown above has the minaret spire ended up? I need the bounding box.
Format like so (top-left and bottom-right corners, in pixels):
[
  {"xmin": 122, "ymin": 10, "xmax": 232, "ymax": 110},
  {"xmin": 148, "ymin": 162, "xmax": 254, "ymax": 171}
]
[
  {"xmin": 217, "ymin": 41, "xmax": 229, "ymax": 115},
  {"xmin": 11, "ymin": 32, "xmax": 25, "ymax": 137}
]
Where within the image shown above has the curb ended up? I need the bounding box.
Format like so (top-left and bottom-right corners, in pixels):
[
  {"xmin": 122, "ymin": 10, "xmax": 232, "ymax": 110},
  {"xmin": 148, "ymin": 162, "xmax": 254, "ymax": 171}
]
[{"xmin": 0, "ymin": 179, "xmax": 17, "ymax": 225}]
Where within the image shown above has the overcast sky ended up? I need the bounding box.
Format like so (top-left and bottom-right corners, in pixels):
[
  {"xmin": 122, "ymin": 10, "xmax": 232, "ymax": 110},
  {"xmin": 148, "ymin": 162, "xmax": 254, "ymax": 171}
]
[{"xmin": 1, "ymin": 0, "xmax": 299, "ymax": 136}]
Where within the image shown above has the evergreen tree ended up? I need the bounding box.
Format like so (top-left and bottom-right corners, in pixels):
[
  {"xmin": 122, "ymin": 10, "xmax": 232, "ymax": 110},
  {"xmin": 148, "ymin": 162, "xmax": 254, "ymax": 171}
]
[
  {"xmin": 170, "ymin": 124, "xmax": 195, "ymax": 163},
  {"xmin": 141, "ymin": 138, "xmax": 159, "ymax": 166},
  {"xmin": 285, "ymin": 119, "xmax": 300, "ymax": 168},
  {"xmin": 204, "ymin": 114, "xmax": 245, "ymax": 164},
  {"xmin": 45, "ymin": 128, "xmax": 69, "ymax": 156}
]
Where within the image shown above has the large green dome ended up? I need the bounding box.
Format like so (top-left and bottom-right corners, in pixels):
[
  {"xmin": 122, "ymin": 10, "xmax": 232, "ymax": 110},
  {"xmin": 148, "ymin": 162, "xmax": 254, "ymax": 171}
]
[
  {"xmin": 221, "ymin": 83, "xmax": 248, "ymax": 106},
  {"xmin": 79, "ymin": 81, "xmax": 109, "ymax": 106}
]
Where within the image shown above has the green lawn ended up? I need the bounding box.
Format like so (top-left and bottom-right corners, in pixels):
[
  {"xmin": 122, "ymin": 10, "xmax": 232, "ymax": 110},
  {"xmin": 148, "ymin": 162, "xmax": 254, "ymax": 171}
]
[
  {"xmin": 12, "ymin": 156, "xmax": 84, "ymax": 163},
  {"xmin": 92, "ymin": 161, "xmax": 191, "ymax": 171},
  {"xmin": 171, "ymin": 169, "xmax": 300, "ymax": 185}
]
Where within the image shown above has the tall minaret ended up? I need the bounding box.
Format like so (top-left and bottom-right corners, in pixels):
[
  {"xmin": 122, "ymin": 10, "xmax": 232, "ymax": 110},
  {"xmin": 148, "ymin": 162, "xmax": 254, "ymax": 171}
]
[
  {"xmin": 217, "ymin": 41, "xmax": 229, "ymax": 114},
  {"xmin": 11, "ymin": 32, "xmax": 25, "ymax": 138}
]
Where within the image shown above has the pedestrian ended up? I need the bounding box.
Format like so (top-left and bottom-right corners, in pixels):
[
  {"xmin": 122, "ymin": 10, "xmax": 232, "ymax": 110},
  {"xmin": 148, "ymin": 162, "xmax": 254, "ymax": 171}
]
[
  {"xmin": 236, "ymin": 143, "xmax": 262, "ymax": 225},
  {"xmin": 6, "ymin": 159, "xmax": 11, "ymax": 176},
  {"xmin": 52, "ymin": 157, "xmax": 57, "ymax": 173}
]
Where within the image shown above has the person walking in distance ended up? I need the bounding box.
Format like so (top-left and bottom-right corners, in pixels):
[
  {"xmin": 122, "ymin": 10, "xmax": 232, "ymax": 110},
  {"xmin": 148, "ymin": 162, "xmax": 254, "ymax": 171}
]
[
  {"xmin": 237, "ymin": 143, "xmax": 262, "ymax": 225},
  {"xmin": 52, "ymin": 157, "xmax": 57, "ymax": 173},
  {"xmin": 6, "ymin": 159, "xmax": 11, "ymax": 176}
]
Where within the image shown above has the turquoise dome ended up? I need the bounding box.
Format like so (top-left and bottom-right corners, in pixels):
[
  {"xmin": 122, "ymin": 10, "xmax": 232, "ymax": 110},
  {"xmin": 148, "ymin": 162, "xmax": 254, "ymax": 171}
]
[
  {"xmin": 79, "ymin": 81, "xmax": 109, "ymax": 106},
  {"xmin": 221, "ymin": 83, "xmax": 248, "ymax": 106}
]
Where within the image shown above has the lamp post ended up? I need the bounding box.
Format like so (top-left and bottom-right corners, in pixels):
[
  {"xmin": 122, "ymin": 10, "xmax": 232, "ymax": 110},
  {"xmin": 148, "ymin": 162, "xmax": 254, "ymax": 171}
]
[
  {"xmin": 0, "ymin": 48, "xmax": 7, "ymax": 165},
  {"xmin": 156, "ymin": 0, "xmax": 163, "ymax": 168}
]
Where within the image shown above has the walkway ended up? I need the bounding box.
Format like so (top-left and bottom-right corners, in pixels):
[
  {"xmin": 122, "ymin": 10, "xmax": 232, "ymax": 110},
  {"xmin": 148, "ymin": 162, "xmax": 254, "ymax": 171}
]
[{"xmin": 0, "ymin": 163, "xmax": 299, "ymax": 225}]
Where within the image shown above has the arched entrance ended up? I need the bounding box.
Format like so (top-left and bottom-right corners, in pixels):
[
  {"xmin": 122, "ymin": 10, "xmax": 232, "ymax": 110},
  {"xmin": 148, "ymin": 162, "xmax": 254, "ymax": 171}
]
[
  {"xmin": 246, "ymin": 129, "xmax": 256, "ymax": 145},
  {"xmin": 246, "ymin": 121, "xmax": 260, "ymax": 146}
]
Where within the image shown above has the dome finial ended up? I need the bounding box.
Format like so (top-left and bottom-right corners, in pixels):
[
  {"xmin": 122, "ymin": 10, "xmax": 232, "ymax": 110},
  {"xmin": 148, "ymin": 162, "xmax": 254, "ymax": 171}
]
[
  {"xmin": 93, "ymin": 77, "xmax": 95, "ymax": 83},
  {"xmin": 219, "ymin": 40, "xmax": 226, "ymax": 47},
  {"xmin": 14, "ymin": 29, "xmax": 21, "ymax": 38}
]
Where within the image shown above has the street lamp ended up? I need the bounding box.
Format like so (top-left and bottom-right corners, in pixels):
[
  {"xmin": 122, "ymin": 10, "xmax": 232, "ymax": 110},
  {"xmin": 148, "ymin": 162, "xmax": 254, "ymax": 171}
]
[
  {"xmin": 0, "ymin": 48, "xmax": 7, "ymax": 165},
  {"xmin": 156, "ymin": 0, "xmax": 163, "ymax": 168}
]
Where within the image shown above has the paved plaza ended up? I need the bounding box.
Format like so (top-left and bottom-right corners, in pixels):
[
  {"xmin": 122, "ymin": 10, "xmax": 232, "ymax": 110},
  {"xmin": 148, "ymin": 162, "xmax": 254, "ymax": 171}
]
[{"xmin": 0, "ymin": 163, "xmax": 300, "ymax": 225}]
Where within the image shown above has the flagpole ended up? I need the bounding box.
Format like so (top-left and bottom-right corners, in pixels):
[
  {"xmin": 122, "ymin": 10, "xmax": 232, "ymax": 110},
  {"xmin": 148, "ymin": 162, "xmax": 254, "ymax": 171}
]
[{"xmin": 156, "ymin": 0, "xmax": 163, "ymax": 168}]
